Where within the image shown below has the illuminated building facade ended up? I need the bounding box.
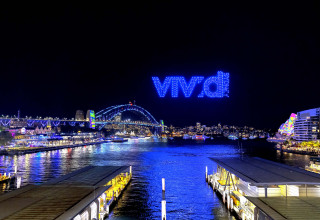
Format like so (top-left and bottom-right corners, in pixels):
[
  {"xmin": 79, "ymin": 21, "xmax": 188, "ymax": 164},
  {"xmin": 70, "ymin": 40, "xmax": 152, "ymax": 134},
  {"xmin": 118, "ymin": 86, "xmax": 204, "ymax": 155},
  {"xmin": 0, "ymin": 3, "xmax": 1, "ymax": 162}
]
[
  {"xmin": 86, "ymin": 110, "xmax": 95, "ymax": 129},
  {"xmin": 294, "ymin": 108, "xmax": 320, "ymax": 142},
  {"xmin": 278, "ymin": 113, "xmax": 297, "ymax": 136}
]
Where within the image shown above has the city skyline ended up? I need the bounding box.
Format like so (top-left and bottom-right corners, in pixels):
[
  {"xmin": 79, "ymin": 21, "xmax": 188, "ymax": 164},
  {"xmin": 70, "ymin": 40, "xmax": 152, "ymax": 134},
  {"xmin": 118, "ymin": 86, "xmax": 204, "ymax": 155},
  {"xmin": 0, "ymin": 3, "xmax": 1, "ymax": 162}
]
[
  {"xmin": 1, "ymin": 3, "xmax": 320, "ymax": 219},
  {"xmin": 1, "ymin": 2, "xmax": 319, "ymax": 129}
]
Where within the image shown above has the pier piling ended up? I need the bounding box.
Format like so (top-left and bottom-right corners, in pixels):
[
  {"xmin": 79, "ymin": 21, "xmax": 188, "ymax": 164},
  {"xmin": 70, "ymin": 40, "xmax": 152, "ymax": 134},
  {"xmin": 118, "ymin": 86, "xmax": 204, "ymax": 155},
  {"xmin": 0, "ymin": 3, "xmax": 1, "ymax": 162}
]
[
  {"xmin": 161, "ymin": 178, "xmax": 166, "ymax": 220},
  {"xmin": 16, "ymin": 176, "xmax": 21, "ymax": 189},
  {"xmin": 161, "ymin": 200, "xmax": 166, "ymax": 220},
  {"xmin": 227, "ymin": 195, "xmax": 231, "ymax": 210},
  {"xmin": 205, "ymin": 166, "xmax": 208, "ymax": 182},
  {"xmin": 162, "ymin": 178, "xmax": 165, "ymax": 192}
]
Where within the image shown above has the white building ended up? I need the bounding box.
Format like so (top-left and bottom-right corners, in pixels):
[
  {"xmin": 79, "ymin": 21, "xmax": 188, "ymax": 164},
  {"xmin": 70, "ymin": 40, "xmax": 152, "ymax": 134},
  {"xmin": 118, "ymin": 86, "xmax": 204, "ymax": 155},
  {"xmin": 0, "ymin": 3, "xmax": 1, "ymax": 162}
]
[{"xmin": 294, "ymin": 108, "xmax": 320, "ymax": 141}]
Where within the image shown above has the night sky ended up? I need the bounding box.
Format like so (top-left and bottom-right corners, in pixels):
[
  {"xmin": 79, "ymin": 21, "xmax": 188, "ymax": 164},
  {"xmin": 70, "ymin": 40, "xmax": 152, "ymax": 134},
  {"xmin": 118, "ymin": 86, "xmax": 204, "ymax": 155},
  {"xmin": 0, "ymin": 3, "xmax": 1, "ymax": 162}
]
[{"xmin": 1, "ymin": 2, "xmax": 319, "ymax": 129}]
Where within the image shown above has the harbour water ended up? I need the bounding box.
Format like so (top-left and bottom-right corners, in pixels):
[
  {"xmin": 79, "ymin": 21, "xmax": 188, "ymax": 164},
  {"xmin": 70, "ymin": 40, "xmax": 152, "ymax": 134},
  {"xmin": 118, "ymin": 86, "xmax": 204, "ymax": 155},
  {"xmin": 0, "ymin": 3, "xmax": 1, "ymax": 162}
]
[{"xmin": 0, "ymin": 139, "xmax": 311, "ymax": 219}]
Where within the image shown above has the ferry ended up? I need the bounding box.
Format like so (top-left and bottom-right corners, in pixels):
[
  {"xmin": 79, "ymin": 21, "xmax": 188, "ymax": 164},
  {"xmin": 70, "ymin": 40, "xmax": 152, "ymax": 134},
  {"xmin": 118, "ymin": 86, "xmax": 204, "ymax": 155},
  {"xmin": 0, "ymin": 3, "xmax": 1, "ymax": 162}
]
[
  {"xmin": 151, "ymin": 135, "xmax": 159, "ymax": 139},
  {"xmin": 228, "ymin": 135, "xmax": 238, "ymax": 140},
  {"xmin": 305, "ymin": 157, "xmax": 320, "ymax": 174},
  {"xmin": 111, "ymin": 137, "xmax": 128, "ymax": 143},
  {"xmin": 183, "ymin": 134, "xmax": 192, "ymax": 139},
  {"xmin": 103, "ymin": 137, "xmax": 112, "ymax": 142},
  {"xmin": 266, "ymin": 137, "xmax": 285, "ymax": 143},
  {"xmin": 242, "ymin": 137, "xmax": 248, "ymax": 140},
  {"xmin": 192, "ymin": 135, "xmax": 206, "ymax": 140}
]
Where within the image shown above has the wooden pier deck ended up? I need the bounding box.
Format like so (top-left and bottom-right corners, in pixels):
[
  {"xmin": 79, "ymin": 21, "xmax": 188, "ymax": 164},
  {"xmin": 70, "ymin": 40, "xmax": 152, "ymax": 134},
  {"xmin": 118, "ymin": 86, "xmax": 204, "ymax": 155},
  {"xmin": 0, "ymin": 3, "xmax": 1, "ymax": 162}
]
[{"xmin": 0, "ymin": 166, "xmax": 131, "ymax": 220}]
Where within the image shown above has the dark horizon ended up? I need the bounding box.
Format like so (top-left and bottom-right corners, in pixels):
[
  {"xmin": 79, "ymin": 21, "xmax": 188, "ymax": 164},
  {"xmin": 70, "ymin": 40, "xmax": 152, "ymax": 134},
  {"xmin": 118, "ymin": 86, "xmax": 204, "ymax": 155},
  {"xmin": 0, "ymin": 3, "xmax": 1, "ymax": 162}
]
[{"xmin": 1, "ymin": 2, "xmax": 319, "ymax": 130}]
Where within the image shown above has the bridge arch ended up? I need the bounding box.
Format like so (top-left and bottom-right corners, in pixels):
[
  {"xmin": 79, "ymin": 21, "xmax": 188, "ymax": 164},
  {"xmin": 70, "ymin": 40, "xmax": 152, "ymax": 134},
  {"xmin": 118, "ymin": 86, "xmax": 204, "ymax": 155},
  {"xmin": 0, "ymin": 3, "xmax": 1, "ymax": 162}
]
[{"xmin": 96, "ymin": 104, "xmax": 159, "ymax": 125}]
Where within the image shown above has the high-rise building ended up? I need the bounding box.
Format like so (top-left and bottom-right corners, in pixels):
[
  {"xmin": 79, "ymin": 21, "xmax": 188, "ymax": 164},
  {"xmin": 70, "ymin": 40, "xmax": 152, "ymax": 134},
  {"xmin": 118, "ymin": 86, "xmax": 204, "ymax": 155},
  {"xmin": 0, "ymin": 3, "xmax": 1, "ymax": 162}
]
[
  {"xmin": 86, "ymin": 110, "xmax": 91, "ymax": 121},
  {"xmin": 294, "ymin": 108, "xmax": 320, "ymax": 142},
  {"xmin": 75, "ymin": 110, "xmax": 85, "ymax": 121},
  {"xmin": 196, "ymin": 122, "xmax": 201, "ymax": 132}
]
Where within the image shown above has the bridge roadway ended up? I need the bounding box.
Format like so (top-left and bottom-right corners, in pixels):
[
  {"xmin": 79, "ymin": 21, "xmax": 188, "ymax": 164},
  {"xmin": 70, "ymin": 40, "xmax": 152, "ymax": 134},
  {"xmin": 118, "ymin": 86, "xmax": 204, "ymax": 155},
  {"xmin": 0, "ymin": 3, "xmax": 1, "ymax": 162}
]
[
  {"xmin": 0, "ymin": 117, "xmax": 161, "ymax": 129},
  {"xmin": 0, "ymin": 104, "xmax": 161, "ymax": 129},
  {"xmin": 0, "ymin": 166, "xmax": 131, "ymax": 220}
]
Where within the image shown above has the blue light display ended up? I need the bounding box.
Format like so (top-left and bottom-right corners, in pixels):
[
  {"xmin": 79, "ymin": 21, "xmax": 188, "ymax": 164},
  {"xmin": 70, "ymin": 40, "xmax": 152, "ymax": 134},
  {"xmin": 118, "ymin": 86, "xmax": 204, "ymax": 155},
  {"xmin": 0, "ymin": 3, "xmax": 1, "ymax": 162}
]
[
  {"xmin": 151, "ymin": 77, "xmax": 172, "ymax": 97},
  {"xmin": 203, "ymin": 71, "xmax": 229, "ymax": 98},
  {"xmin": 179, "ymin": 76, "xmax": 204, "ymax": 97},
  {"xmin": 171, "ymin": 77, "xmax": 179, "ymax": 98},
  {"xmin": 152, "ymin": 71, "xmax": 229, "ymax": 98}
]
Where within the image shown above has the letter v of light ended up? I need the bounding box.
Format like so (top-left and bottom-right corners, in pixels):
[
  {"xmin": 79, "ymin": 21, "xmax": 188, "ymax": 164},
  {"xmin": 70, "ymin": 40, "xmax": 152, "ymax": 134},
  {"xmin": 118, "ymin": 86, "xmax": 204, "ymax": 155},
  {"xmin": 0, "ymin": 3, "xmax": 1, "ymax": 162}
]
[
  {"xmin": 179, "ymin": 76, "xmax": 204, "ymax": 97},
  {"xmin": 152, "ymin": 77, "xmax": 172, "ymax": 97}
]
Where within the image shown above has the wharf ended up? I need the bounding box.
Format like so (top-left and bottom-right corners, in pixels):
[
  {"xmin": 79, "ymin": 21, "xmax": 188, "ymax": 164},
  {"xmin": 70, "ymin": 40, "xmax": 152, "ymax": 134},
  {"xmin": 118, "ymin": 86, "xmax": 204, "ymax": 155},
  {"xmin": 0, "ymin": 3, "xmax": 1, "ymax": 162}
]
[
  {"xmin": 246, "ymin": 196, "xmax": 320, "ymax": 220},
  {"xmin": 0, "ymin": 165, "xmax": 132, "ymax": 220},
  {"xmin": 206, "ymin": 157, "xmax": 320, "ymax": 220},
  {"xmin": 0, "ymin": 140, "xmax": 111, "ymax": 156},
  {"xmin": 278, "ymin": 148, "xmax": 320, "ymax": 156}
]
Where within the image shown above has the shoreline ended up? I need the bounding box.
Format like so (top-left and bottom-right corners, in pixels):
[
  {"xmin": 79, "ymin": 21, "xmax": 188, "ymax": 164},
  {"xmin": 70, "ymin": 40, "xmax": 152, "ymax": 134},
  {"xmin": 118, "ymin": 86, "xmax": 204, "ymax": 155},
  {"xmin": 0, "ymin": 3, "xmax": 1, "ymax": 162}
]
[
  {"xmin": 277, "ymin": 148, "xmax": 320, "ymax": 156},
  {"xmin": 0, "ymin": 140, "xmax": 111, "ymax": 156}
]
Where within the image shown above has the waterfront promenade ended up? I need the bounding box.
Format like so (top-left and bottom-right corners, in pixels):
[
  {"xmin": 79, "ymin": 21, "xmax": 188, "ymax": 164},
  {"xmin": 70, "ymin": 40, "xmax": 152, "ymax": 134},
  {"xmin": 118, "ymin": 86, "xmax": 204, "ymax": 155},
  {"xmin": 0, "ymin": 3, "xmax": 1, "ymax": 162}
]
[
  {"xmin": 276, "ymin": 142, "xmax": 320, "ymax": 156},
  {"xmin": 0, "ymin": 140, "xmax": 111, "ymax": 156}
]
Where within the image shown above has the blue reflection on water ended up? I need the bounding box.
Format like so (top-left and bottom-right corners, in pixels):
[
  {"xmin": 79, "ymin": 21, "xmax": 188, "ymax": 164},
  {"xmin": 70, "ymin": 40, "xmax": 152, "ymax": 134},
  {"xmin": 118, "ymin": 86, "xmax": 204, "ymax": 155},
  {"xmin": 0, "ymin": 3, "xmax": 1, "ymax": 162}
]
[{"xmin": 0, "ymin": 140, "xmax": 311, "ymax": 219}]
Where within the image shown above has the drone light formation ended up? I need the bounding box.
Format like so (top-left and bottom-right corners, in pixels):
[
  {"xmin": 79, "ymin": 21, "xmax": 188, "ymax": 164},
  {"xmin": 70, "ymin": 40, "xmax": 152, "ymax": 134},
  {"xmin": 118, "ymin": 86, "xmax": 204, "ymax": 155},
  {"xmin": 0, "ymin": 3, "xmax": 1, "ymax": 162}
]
[{"xmin": 152, "ymin": 71, "xmax": 229, "ymax": 98}]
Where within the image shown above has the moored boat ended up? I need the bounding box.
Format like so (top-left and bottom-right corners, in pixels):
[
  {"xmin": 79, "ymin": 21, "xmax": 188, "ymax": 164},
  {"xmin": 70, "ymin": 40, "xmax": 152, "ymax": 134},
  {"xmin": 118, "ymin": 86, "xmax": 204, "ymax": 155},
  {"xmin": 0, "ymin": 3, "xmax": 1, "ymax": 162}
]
[
  {"xmin": 228, "ymin": 135, "xmax": 238, "ymax": 140},
  {"xmin": 192, "ymin": 135, "xmax": 206, "ymax": 140},
  {"xmin": 305, "ymin": 157, "xmax": 320, "ymax": 174},
  {"xmin": 111, "ymin": 137, "xmax": 128, "ymax": 142}
]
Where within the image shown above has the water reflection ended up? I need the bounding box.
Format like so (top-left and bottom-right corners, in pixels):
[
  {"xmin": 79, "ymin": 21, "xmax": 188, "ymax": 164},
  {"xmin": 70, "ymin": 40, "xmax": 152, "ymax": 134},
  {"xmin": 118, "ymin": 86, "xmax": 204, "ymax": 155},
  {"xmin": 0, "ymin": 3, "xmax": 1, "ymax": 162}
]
[{"xmin": 0, "ymin": 140, "xmax": 312, "ymax": 219}]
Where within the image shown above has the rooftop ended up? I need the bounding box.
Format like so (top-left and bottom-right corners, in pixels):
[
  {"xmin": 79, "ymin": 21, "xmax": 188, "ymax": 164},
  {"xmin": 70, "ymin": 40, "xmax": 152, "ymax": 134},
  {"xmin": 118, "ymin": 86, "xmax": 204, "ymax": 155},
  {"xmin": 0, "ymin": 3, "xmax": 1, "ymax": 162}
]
[
  {"xmin": 0, "ymin": 166, "xmax": 129, "ymax": 220},
  {"xmin": 210, "ymin": 157, "xmax": 320, "ymax": 186},
  {"xmin": 247, "ymin": 196, "xmax": 320, "ymax": 220},
  {"xmin": 43, "ymin": 166, "xmax": 128, "ymax": 187}
]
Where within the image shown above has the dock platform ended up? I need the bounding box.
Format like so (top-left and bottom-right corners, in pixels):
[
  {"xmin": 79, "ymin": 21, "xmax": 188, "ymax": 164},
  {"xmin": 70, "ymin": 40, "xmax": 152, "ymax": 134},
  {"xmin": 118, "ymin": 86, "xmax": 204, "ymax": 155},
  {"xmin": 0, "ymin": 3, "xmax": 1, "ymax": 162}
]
[
  {"xmin": 206, "ymin": 157, "xmax": 320, "ymax": 220},
  {"xmin": 0, "ymin": 166, "xmax": 131, "ymax": 220}
]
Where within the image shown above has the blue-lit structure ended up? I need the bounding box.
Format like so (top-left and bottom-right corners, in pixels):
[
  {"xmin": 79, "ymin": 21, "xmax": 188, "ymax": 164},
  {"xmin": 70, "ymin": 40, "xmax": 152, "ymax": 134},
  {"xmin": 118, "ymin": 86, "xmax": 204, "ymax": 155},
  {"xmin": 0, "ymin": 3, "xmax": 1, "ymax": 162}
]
[
  {"xmin": 0, "ymin": 118, "xmax": 88, "ymax": 127},
  {"xmin": 0, "ymin": 104, "xmax": 160, "ymax": 130},
  {"xmin": 179, "ymin": 76, "xmax": 204, "ymax": 97},
  {"xmin": 95, "ymin": 104, "xmax": 160, "ymax": 130},
  {"xmin": 152, "ymin": 71, "xmax": 229, "ymax": 98},
  {"xmin": 151, "ymin": 77, "xmax": 172, "ymax": 97}
]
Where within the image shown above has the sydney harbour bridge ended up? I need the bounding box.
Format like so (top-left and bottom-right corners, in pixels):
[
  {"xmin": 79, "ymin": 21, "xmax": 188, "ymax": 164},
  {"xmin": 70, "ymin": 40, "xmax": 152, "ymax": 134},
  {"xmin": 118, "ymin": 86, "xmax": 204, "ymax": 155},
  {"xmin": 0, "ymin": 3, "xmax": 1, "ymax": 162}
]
[{"xmin": 0, "ymin": 104, "xmax": 162, "ymax": 131}]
